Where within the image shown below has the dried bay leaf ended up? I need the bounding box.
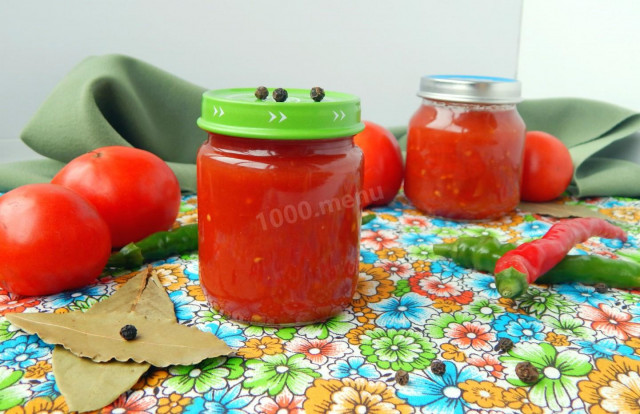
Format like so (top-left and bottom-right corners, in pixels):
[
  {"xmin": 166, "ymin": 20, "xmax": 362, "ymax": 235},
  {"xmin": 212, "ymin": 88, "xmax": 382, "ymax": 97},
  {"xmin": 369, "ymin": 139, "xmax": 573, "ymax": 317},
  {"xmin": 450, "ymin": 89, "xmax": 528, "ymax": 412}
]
[
  {"xmin": 8, "ymin": 311, "xmax": 232, "ymax": 366},
  {"xmin": 50, "ymin": 269, "xmax": 174, "ymax": 412},
  {"xmin": 517, "ymin": 202, "xmax": 610, "ymax": 220}
]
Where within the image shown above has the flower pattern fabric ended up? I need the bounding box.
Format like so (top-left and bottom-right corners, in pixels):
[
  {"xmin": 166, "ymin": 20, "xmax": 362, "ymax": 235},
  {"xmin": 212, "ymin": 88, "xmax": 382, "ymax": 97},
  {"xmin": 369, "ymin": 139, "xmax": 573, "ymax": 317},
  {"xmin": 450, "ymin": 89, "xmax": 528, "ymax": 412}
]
[{"xmin": 1, "ymin": 193, "xmax": 639, "ymax": 413}]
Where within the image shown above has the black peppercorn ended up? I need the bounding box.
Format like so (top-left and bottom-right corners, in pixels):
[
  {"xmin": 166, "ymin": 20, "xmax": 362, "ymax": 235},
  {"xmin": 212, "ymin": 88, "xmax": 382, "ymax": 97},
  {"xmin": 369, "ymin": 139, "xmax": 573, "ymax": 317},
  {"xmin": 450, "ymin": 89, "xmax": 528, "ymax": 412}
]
[
  {"xmin": 395, "ymin": 369, "xmax": 409, "ymax": 385},
  {"xmin": 310, "ymin": 86, "xmax": 325, "ymax": 102},
  {"xmin": 120, "ymin": 324, "xmax": 137, "ymax": 341},
  {"xmin": 430, "ymin": 360, "xmax": 446, "ymax": 376},
  {"xmin": 255, "ymin": 86, "xmax": 269, "ymax": 100},
  {"xmin": 273, "ymin": 88, "xmax": 288, "ymax": 102},
  {"xmin": 594, "ymin": 283, "xmax": 608, "ymax": 293},
  {"xmin": 515, "ymin": 361, "xmax": 539, "ymax": 383},
  {"xmin": 494, "ymin": 337, "xmax": 514, "ymax": 353}
]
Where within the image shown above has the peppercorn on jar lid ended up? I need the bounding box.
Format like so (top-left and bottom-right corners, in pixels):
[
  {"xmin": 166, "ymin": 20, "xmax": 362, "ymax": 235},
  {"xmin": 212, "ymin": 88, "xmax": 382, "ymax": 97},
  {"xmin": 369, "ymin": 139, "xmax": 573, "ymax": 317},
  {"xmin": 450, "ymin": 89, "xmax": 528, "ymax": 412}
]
[
  {"xmin": 197, "ymin": 88, "xmax": 365, "ymax": 139},
  {"xmin": 418, "ymin": 75, "xmax": 522, "ymax": 104}
]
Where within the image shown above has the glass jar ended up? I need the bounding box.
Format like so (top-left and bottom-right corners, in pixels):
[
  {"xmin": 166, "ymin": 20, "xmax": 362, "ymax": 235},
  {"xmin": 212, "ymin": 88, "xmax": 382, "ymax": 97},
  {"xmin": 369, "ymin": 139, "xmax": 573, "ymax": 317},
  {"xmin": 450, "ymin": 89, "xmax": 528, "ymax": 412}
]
[
  {"xmin": 196, "ymin": 88, "xmax": 364, "ymax": 325},
  {"xmin": 405, "ymin": 75, "xmax": 526, "ymax": 220}
]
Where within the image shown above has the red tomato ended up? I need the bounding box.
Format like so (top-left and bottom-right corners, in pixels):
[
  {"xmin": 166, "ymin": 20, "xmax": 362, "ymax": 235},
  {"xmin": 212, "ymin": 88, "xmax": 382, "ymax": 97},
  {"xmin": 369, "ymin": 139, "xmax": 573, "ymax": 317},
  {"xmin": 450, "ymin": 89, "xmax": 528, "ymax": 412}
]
[
  {"xmin": 353, "ymin": 121, "xmax": 404, "ymax": 207},
  {"xmin": 520, "ymin": 131, "xmax": 574, "ymax": 202},
  {"xmin": 52, "ymin": 146, "xmax": 181, "ymax": 247},
  {"xmin": 0, "ymin": 184, "xmax": 111, "ymax": 296}
]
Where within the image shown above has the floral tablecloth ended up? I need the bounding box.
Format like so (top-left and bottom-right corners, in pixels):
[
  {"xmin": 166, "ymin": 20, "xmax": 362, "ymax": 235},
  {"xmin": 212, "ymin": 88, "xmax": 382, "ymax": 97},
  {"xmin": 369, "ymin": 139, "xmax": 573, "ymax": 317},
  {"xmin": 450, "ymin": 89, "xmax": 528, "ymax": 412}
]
[{"xmin": 1, "ymin": 193, "xmax": 640, "ymax": 414}]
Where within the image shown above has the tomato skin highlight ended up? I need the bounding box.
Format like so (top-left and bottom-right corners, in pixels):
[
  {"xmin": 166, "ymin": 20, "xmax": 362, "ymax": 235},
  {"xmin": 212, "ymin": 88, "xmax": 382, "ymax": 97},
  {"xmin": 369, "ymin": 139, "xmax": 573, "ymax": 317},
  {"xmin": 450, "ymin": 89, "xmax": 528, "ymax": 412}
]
[
  {"xmin": 520, "ymin": 131, "xmax": 574, "ymax": 202},
  {"xmin": 353, "ymin": 121, "xmax": 404, "ymax": 207},
  {"xmin": 52, "ymin": 146, "xmax": 181, "ymax": 247},
  {"xmin": 0, "ymin": 184, "xmax": 111, "ymax": 296}
]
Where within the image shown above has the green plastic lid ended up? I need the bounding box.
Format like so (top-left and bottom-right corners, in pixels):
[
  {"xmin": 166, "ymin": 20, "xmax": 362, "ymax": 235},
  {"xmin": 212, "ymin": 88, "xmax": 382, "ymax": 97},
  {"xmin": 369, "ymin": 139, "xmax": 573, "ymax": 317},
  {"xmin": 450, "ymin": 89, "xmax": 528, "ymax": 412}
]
[{"xmin": 197, "ymin": 88, "xmax": 364, "ymax": 139}]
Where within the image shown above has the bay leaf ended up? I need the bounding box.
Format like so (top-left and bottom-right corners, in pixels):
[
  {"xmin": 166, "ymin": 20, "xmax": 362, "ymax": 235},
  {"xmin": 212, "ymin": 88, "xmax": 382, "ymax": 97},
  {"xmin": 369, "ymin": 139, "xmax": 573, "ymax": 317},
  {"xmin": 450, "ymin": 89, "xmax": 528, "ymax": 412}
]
[
  {"xmin": 517, "ymin": 202, "xmax": 610, "ymax": 220},
  {"xmin": 51, "ymin": 269, "xmax": 175, "ymax": 412}
]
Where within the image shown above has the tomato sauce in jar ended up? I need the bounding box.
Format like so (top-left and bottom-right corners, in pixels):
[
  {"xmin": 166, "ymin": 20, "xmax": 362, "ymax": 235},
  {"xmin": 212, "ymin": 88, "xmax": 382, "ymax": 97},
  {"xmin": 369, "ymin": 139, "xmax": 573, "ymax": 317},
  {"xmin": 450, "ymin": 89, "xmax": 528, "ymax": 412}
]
[
  {"xmin": 196, "ymin": 88, "xmax": 364, "ymax": 325},
  {"xmin": 405, "ymin": 75, "xmax": 525, "ymax": 220}
]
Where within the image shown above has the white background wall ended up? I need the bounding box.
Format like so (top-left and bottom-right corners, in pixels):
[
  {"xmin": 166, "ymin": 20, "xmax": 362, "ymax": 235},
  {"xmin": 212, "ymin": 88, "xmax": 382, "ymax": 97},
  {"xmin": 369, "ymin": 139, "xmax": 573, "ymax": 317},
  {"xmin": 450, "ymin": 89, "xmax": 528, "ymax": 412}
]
[{"xmin": 1, "ymin": 0, "xmax": 639, "ymax": 162}]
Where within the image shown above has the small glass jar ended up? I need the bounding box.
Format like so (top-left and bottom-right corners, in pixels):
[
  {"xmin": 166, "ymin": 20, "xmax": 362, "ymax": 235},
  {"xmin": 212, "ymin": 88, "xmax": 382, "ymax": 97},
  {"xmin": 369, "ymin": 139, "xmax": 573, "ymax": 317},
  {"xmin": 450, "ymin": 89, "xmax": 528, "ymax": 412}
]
[
  {"xmin": 405, "ymin": 75, "xmax": 526, "ymax": 220},
  {"xmin": 196, "ymin": 88, "xmax": 364, "ymax": 325}
]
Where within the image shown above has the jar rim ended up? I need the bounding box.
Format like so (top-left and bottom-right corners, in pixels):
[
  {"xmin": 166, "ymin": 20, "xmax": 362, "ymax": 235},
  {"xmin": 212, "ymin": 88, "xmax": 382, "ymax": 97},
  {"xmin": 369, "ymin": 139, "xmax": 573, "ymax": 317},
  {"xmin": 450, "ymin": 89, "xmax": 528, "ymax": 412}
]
[{"xmin": 418, "ymin": 75, "xmax": 522, "ymax": 104}]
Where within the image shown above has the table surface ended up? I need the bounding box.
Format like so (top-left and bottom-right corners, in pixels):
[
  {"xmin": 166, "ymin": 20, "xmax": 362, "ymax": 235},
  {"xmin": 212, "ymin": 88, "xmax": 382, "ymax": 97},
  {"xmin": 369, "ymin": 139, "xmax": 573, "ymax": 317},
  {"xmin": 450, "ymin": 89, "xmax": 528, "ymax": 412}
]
[{"xmin": 1, "ymin": 193, "xmax": 640, "ymax": 414}]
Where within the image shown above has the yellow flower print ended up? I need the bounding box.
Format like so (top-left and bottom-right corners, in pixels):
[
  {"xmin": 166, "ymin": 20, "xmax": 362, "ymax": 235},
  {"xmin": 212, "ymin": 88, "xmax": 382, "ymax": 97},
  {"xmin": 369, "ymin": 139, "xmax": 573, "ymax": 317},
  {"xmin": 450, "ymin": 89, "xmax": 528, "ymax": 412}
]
[
  {"xmin": 346, "ymin": 324, "xmax": 376, "ymax": 346},
  {"xmin": 377, "ymin": 247, "xmax": 406, "ymax": 261},
  {"xmin": 187, "ymin": 285, "xmax": 205, "ymax": 301},
  {"xmin": 503, "ymin": 387, "xmax": 543, "ymax": 414},
  {"xmin": 496, "ymin": 298, "xmax": 527, "ymax": 315},
  {"xmin": 378, "ymin": 213, "xmax": 399, "ymax": 222},
  {"xmin": 352, "ymin": 306, "xmax": 377, "ymax": 324},
  {"xmin": 54, "ymin": 308, "xmax": 70, "ymax": 314},
  {"xmin": 237, "ymin": 337, "xmax": 283, "ymax": 359},
  {"xmin": 459, "ymin": 380, "xmax": 506, "ymax": 409},
  {"xmin": 157, "ymin": 393, "xmax": 191, "ymax": 414},
  {"xmin": 132, "ymin": 367, "xmax": 169, "ymax": 390},
  {"xmin": 578, "ymin": 355, "xmax": 640, "ymax": 414},
  {"xmin": 545, "ymin": 332, "xmax": 570, "ymax": 347},
  {"xmin": 600, "ymin": 206, "xmax": 640, "ymax": 223},
  {"xmin": 412, "ymin": 260, "xmax": 430, "ymax": 273},
  {"xmin": 153, "ymin": 264, "xmax": 188, "ymax": 291},
  {"xmin": 6, "ymin": 396, "xmax": 68, "ymax": 414},
  {"xmin": 441, "ymin": 343, "xmax": 466, "ymax": 362},
  {"xmin": 304, "ymin": 377, "xmax": 412, "ymax": 414},
  {"xmin": 433, "ymin": 298, "xmax": 462, "ymax": 313},
  {"xmin": 351, "ymin": 263, "xmax": 394, "ymax": 308},
  {"xmin": 25, "ymin": 361, "xmax": 52, "ymax": 379}
]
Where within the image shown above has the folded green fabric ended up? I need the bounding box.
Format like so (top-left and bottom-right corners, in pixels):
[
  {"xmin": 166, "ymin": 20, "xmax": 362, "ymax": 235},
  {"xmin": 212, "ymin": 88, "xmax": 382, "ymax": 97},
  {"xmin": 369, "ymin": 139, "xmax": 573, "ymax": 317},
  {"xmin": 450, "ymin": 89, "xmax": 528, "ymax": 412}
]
[{"xmin": 2, "ymin": 54, "xmax": 639, "ymax": 198}]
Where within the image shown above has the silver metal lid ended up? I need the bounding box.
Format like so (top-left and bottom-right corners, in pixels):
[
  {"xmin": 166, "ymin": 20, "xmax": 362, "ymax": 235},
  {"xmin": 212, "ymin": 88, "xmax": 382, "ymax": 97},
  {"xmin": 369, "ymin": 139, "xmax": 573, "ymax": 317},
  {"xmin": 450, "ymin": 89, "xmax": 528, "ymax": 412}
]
[{"xmin": 418, "ymin": 75, "xmax": 522, "ymax": 104}]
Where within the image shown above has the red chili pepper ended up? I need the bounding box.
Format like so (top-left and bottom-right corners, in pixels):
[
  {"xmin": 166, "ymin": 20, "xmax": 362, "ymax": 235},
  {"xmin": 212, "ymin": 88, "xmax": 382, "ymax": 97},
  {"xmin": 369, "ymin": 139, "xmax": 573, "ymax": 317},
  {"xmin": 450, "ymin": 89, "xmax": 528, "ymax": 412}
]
[{"xmin": 494, "ymin": 217, "xmax": 627, "ymax": 298}]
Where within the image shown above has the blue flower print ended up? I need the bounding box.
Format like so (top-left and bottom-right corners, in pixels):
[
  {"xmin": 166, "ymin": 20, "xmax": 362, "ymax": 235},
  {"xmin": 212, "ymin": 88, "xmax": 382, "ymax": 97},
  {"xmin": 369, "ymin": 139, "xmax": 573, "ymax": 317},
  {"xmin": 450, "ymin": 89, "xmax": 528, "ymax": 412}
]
[
  {"xmin": 556, "ymin": 284, "xmax": 613, "ymax": 307},
  {"xmin": 205, "ymin": 384, "xmax": 252, "ymax": 413},
  {"xmin": 515, "ymin": 220, "xmax": 551, "ymax": 238},
  {"xmin": 430, "ymin": 260, "xmax": 468, "ymax": 278},
  {"xmin": 203, "ymin": 322, "xmax": 246, "ymax": 348},
  {"xmin": 401, "ymin": 233, "xmax": 442, "ymax": 246},
  {"xmin": 466, "ymin": 274, "xmax": 500, "ymax": 299},
  {"xmin": 368, "ymin": 292, "xmax": 435, "ymax": 329},
  {"xmin": 169, "ymin": 290, "xmax": 199, "ymax": 321},
  {"xmin": 492, "ymin": 313, "xmax": 545, "ymax": 343},
  {"xmin": 327, "ymin": 356, "xmax": 380, "ymax": 379},
  {"xmin": 601, "ymin": 233, "xmax": 637, "ymax": 249},
  {"xmin": 48, "ymin": 284, "xmax": 108, "ymax": 308},
  {"xmin": 575, "ymin": 338, "xmax": 636, "ymax": 360},
  {"xmin": 431, "ymin": 218, "xmax": 463, "ymax": 228},
  {"xmin": 32, "ymin": 371, "xmax": 59, "ymax": 397},
  {"xmin": 360, "ymin": 249, "xmax": 378, "ymax": 264},
  {"xmin": 362, "ymin": 217, "xmax": 395, "ymax": 231},
  {"xmin": 184, "ymin": 261, "xmax": 200, "ymax": 281},
  {"xmin": 397, "ymin": 361, "xmax": 483, "ymax": 414},
  {"xmin": 0, "ymin": 335, "xmax": 51, "ymax": 369}
]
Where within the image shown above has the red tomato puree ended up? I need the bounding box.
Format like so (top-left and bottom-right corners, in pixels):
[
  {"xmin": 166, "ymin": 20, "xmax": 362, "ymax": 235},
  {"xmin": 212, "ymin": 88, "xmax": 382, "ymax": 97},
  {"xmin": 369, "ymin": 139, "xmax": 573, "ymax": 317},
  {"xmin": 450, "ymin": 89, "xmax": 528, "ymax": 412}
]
[
  {"xmin": 197, "ymin": 133, "xmax": 363, "ymax": 325},
  {"xmin": 405, "ymin": 101, "xmax": 525, "ymax": 220}
]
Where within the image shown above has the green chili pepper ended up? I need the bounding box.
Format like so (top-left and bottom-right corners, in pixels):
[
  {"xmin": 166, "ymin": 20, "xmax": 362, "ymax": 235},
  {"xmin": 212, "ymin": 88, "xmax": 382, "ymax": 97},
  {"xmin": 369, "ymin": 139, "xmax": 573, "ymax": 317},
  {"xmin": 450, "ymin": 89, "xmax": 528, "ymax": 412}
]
[
  {"xmin": 361, "ymin": 214, "xmax": 376, "ymax": 225},
  {"xmin": 433, "ymin": 236, "xmax": 640, "ymax": 290},
  {"xmin": 107, "ymin": 223, "xmax": 198, "ymax": 269}
]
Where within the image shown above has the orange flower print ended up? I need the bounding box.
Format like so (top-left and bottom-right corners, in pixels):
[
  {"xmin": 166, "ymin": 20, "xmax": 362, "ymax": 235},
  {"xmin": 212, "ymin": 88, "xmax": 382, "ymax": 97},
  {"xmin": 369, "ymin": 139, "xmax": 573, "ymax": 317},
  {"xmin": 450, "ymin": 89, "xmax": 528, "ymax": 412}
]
[
  {"xmin": 441, "ymin": 343, "xmax": 466, "ymax": 362},
  {"xmin": 186, "ymin": 285, "xmax": 205, "ymax": 301},
  {"xmin": 304, "ymin": 378, "xmax": 412, "ymax": 414},
  {"xmin": 351, "ymin": 264, "xmax": 394, "ymax": 308},
  {"xmin": 433, "ymin": 298, "xmax": 462, "ymax": 313},
  {"xmin": 132, "ymin": 368, "xmax": 169, "ymax": 390},
  {"xmin": 346, "ymin": 324, "xmax": 376, "ymax": 346},
  {"xmin": 237, "ymin": 337, "xmax": 284, "ymax": 359},
  {"xmin": 503, "ymin": 387, "xmax": 543, "ymax": 414},
  {"xmin": 157, "ymin": 393, "xmax": 191, "ymax": 414},
  {"xmin": 6, "ymin": 396, "xmax": 68, "ymax": 414},
  {"xmin": 286, "ymin": 338, "xmax": 348, "ymax": 365},
  {"xmin": 545, "ymin": 332, "xmax": 570, "ymax": 347},
  {"xmin": 444, "ymin": 322, "xmax": 495, "ymax": 352},
  {"xmin": 376, "ymin": 247, "xmax": 406, "ymax": 261},
  {"xmin": 360, "ymin": 230, "xmax": 400, "ymax": 251},
  {"xmin": 352, "ymin": 306, "xmax": 377, "ymax": 324},
  {"xmin": 497, "ymin": 297, "xmax": 526, "ymax": 314},
  {"xmin": 459, "ymin": 380, "xmax": 506, "ymax": 409},
  {"xmin": 25, "ymin": 361, "xmax": 52, "ymax": 379},
  {"xmin": 578, "ymin": 303, "xmax": 640, "ymax": 340},
  {"xmin": 153, "ymin": 264, "xmax": 188, "ymax": 291},
  {"xmin": 467, "ymin": 353, "xmax": 505, "ymax": 380},
  {"xmin": 412, "ymin": 260, "xmax": 430, "ymax": 273},
  {"xmin": 578, "ymin": 355, "xmax": 640, "ymax": 414}
]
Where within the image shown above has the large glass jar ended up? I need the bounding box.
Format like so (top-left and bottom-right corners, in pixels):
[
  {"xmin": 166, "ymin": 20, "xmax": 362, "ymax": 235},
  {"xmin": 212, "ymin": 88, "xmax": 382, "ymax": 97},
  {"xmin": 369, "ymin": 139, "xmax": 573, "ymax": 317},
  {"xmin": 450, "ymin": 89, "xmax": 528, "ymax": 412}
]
[
  {"xmin": 196, "ymin": 88, "xmax": 364, "ymax": 325},
  {"xmin": 405, "ymin": 75, "xmax": 526, "ymax": 220}
]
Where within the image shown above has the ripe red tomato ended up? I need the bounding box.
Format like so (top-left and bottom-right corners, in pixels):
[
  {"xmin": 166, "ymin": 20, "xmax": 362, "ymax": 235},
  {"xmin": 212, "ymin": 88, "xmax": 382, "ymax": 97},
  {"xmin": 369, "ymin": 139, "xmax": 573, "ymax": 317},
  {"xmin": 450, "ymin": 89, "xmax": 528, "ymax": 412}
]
[
  {"xmin": 52, "ymin": 146, "xmax": 181, "ymax": 247},
  {"xmin": 0, "ymin": 184, "xmax": 111, "ymax": 296},
  {"xmin": 520, "ymin": 131, "xmax": 574, "ymax": 202},
  {"xmin": 353, "ymin": 121, "xmax": 404, "ymax": 207}
]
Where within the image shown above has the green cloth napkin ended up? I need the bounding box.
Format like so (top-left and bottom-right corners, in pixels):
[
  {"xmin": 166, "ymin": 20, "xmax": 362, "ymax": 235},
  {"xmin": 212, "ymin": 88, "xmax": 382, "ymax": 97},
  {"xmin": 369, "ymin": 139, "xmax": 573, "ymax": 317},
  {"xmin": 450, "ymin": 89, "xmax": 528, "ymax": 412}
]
[{"xmin": 2, "ymin": 54, "xmax": 640, "ymax": 197}]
